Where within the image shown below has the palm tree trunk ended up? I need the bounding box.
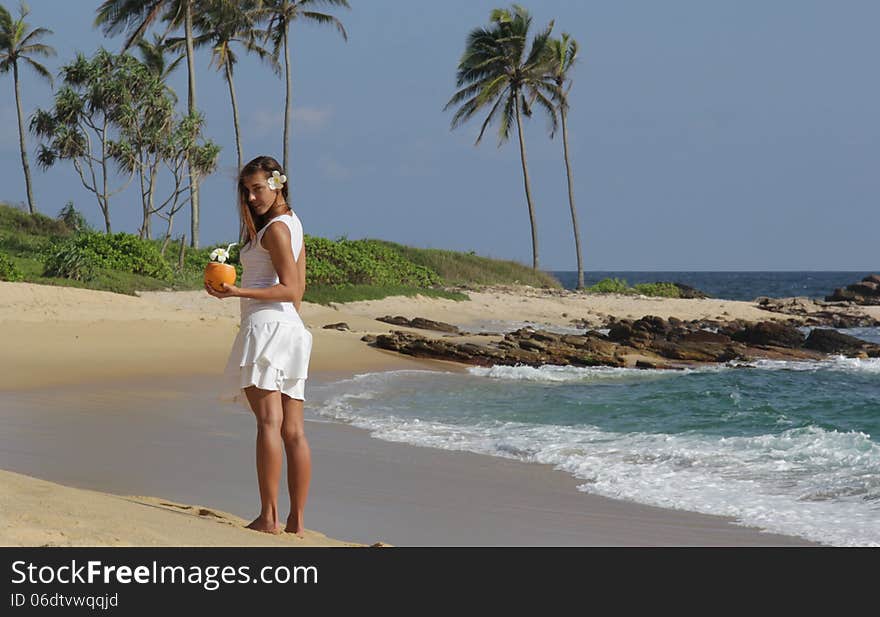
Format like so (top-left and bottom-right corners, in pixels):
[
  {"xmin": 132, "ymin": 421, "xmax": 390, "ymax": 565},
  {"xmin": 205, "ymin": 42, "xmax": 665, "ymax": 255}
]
[
  {"xmin": 282, "ymin": 25, "xmax": 291, "ymax": 175},
  {"xmin": 561, "ymin": 106, "xmax": 584, "ymax": 289},
  {"xmin": 184, "ymin": 1, "xmax": 200, "ymax": 249},
  {"xmin": 225, "ymin": 59, "xmax": 243, "ymax": 171},
  {"xmin": 12, "ymin": 63, "xmax": 36, "ymax": 214},
  {"xmin": 514, "ymin": 94, "xmax": 539, "ymax": 270}
]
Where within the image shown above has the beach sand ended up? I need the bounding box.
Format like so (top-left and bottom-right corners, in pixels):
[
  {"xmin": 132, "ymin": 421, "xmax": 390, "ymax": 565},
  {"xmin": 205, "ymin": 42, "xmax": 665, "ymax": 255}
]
[{"xmin": 0, "ymin": 281, "xmax": 824, "ymax": 546}]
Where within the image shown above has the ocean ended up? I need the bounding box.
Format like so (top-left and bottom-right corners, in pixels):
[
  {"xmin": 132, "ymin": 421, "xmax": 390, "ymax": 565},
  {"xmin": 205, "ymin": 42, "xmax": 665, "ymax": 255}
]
[
  {"xmin": 308, "ymin": 272, "xmax": 880, "ymax": 546},
  {"xmin": 549, "ymin": 270, "xmax": 876, "ymax": 301}
]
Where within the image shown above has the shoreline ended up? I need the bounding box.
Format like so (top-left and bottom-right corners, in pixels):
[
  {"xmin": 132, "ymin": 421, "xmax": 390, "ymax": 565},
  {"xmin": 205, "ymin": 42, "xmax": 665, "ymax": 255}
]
[
  {"xmin": 0, "ymin": 281, "xmax": 852, "ymax": 546},
  {"xmin": 1, "ymin": 367, "xmax": 817, "ymax": 547}
]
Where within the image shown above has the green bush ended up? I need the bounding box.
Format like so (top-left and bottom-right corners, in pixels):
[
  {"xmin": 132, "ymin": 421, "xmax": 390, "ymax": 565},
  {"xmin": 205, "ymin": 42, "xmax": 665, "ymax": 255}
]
[
  {"xmin": 44, "ymin": 232, "xmax": 174, "ymax": 281},
  {"xmin": 0, "ymin": 202, "xmax": 71, "ymax": 236},
  {"xmin": 304, "ymin": 235, "xmax": 441, "ymax": 288},
  {"xmin": 0, "ymin": 251, "xmax": 23, "ymax": 281},
  {"xmin": 588, "ymin": 277, "xmax": 630, "ymax": 294},
  {"xmin": 57, "ymin": 201, "xmax": 92, "ymax": 233},
  {"xmin": 633, "ymin": 282, "xmax": 681, "ymax": 298}
]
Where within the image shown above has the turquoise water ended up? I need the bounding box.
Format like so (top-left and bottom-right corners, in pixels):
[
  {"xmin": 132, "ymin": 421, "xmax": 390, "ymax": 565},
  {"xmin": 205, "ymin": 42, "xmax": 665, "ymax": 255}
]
[
  {"xmin": 308, "ymin": 348, "xmax": 880, "ymax": 547},
  {"xmin": 309, "ymin": 272, "xmax": 880, "ymax": 545}
]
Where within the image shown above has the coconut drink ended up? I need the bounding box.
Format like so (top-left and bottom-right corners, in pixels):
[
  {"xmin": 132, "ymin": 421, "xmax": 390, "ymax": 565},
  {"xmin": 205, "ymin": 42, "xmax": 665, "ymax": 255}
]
[{"xmin": 205, "ymin": 243, "xmax": 238, "ymax": 291}]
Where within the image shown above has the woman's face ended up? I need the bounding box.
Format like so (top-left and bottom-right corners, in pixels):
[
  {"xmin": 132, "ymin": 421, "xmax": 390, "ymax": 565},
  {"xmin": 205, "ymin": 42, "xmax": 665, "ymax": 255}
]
[{"xmin": 242, "ymin": 172, "xmax": 279, "ymax": 217}]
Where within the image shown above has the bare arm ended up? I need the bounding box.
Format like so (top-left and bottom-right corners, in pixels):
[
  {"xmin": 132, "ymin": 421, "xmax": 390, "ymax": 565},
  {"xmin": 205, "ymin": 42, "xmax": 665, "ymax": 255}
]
[
  {"xmin": 294, "ymin": 242, "xmax": 306, "ymax": 313},
  {"xmin": 205, "ymin": 222, "xmax": 302, "ymax": 303}
]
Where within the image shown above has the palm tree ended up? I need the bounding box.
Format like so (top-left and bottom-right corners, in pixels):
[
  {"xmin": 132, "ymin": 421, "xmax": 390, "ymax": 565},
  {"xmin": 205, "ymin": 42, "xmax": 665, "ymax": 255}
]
[
  {"xmin": 136, "ymin": 32, "xmax": 183, "ymax": 100},
  {"xmin": 95, "ymin": 0, "xmax": 205, "ymax": 248},
  {"xmin": 259, "ymin": 0, "xmax": 349, "ymax": 175},
  {"xmin": 0, "ymin": 3, "xmax": 55, "ymax": 215},
  {"xmin": 190, "ymin": 0, "xmax": 277, "ymax": 171},
  {"xmin": 547, "ymin": 33, "xmax": 584, "ymax": 289},
  {"xmin": 445, "ymin": 5, "xmax": 556, "ymax": 270}
]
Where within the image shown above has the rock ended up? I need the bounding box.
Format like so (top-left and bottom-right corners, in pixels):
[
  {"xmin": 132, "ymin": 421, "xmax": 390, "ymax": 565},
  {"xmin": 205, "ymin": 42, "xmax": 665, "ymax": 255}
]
[
  {"xmin": 635, "ymin": 360, "xmax": 675, "ymax": 370},
  {"xmin": 730, "ymin": 321, "xmax": 806, "ymax": 348},
  {"xmin": 376, "ymin": 315, "xmax": 460, "ymax": 333},
  {"xmin": 323, "ymin": 322, "xmax": 350, "ymax": 331},
  {"xmin": 365, "ymin": 315, "xmax": 874, "ymax": 371},
  {"xmin": 755, "ymin": 295, "xmax": 880, "ymax": 327},
  {"xmin": 803, "ymin": 329, "xmax": 870, "ymax": 354},
  {"xmin": 360, "ymin": 334, "xmax": 378, "ymax": 344},
  {"xmin": 825, "ymin": 274, "xmax": 880, "ymax": 305},
  {"xmin": 607, "ymin": 322, "xmax": 633, "ymax": 342},
  {"xmin": 377, "ymin": 315, "xmax": 411, "ymax": 327}
]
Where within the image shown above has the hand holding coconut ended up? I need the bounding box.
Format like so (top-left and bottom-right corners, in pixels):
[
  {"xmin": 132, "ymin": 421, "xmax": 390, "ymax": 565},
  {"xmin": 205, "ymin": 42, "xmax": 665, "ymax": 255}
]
[{"xmin": 205, "ymin": 242, "xmax": 240, "ymax": 298}]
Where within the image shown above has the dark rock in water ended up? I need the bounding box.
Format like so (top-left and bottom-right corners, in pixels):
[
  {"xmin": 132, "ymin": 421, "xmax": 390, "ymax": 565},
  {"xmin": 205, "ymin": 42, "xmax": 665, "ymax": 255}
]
[
  {"xmin": 825, "ymin": 274, "xmax": 880, "ymax": 305},
  {"xmin": 729, "ymin": 321, "xmax": 806, "ymax": 348},
  {"xmin": 323, "ymin": 322, "xmax": 350, "ymax": 331},
  {"xmin": 376, "ymin": 315, "xmax": 460, "ymax": 333},
  {"xmin": 803, "ymin": 329, "xmax": 867, "ymax": 354}
]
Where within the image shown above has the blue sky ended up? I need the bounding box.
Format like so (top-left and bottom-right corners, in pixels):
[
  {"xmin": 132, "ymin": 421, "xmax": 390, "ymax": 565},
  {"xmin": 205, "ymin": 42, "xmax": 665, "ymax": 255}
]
[{"xmin": 2, "ymin": 0, "xmax": 879, "ymax": 271}]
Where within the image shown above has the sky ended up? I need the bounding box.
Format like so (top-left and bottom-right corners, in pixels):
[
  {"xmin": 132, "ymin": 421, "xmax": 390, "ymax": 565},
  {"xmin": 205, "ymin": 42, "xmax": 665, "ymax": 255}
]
[{"xmin": 2, "ymin": 0, "xmax": 879, "ymax": 271}]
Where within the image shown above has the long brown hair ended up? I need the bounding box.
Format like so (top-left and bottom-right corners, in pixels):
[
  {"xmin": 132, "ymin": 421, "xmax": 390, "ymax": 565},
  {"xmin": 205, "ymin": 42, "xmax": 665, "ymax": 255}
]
[{"xmin": 237, "ymin": 155, "xmax": 290, "ymax": 247}]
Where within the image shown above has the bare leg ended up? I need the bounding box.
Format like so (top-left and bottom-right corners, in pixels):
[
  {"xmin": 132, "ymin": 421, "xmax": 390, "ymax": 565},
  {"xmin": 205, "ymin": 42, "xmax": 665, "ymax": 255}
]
[
  {"xmin": 281, "ymin": 394, "xmax": 311, "ymax": 537},
  {"xmin": 244, "ymin": 386, "xmax": 283, "ymax": 534}
]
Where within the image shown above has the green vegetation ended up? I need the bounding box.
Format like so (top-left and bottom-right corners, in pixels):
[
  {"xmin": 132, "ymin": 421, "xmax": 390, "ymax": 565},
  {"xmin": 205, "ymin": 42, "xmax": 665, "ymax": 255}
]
[
  {"xmin": 44, "ymin": 231, "xmax": 174, "ymax": 281},
  {"xmin": 0, "ymin": 202, "xmax": 563, "ymax": 301},
  {"xmin": 372, "ymin": 240, "xmax": 561, "ymax": 288},
  {"xmin": 587, "ymin": 277, "xmax": 629, "ymax": 294},
  {"xmin": 587, "ymin": 277, "xmax": 682, "ymax": 298},
  {"xmin": 0, "ymin": 250, "xmax": 23, "ymax": 281},
  {"xmin": 632, "ymin": 282, "xmax": 681, "ymax": 298}
]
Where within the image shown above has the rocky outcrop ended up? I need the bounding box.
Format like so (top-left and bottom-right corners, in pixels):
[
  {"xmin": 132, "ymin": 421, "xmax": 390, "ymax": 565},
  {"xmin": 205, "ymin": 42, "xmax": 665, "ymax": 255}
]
[
  {"xmin": 825, "ymin": 275, "xmax": 880, "ymax": 305},
  {"xmin": 376, "ymin": 315, "xmax": 461, "ymax": 334},
  {"xmin": 368, "ymin": 316, "xmax": 880, "ymax": 370},
  {"xmin": 755, "ymin": 296, "xmax": 880, "ymax": 327},
  {"xmin": 803, "ymin": 328, "xmax": 880, "ymax": 356},
  {"xmin": 730, "ymin": 321, "xmax": 806, "ymax": 348},
  {"xmin": 322, "ymin": 322, "xmax": 350, "ymax": 331}
]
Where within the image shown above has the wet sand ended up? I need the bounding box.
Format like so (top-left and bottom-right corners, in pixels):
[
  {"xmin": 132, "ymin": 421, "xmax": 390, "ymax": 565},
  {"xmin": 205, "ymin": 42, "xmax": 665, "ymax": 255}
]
[{"xmin": 0, "ymin": 372, "xmax": 815, "ymax": 546}]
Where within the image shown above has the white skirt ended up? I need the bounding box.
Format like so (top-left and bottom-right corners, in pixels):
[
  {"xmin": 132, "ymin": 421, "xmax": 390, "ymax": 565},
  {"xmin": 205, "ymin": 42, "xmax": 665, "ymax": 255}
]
[{"xmin": 221, "ymin": 308, "xmax": 313, "ymax": 412}]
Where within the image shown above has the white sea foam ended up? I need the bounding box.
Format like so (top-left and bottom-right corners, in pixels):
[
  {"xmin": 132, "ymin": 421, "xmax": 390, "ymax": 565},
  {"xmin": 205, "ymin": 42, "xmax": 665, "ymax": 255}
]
[
  {"xmin": 313, "ymin": 370, "xmax": 880, "ymax": 546},
  {"xmin": 735, "ymin": 356, "xmax": 880, "ymax": 374},
  {"xmin": 467, "ymin": 363, "xmax": 728, "ymax": 383}
]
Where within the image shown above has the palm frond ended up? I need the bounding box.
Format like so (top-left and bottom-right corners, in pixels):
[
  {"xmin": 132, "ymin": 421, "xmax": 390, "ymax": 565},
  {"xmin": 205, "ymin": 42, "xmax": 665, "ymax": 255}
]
[
  {"xmin": 300, "ymin": 12, "xmax": 348, "ymax": 40},
  {"xmin": 18, "ymin": 26, "xmax": 54, "ymax": 50},
  {"xmin": 22, "ymin": 55, "xmax": 53, "ymax": 84},
  {"xmin": 475, "ymin": 88, "xmax": 508, "ymax": 145},
  {"xmin": 497, "ymin": 93, "xmax": 515, "ymax": 145}
]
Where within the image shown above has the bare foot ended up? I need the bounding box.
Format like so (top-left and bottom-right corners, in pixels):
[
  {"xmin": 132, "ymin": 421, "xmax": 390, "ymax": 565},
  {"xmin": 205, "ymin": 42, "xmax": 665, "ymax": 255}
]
[
  {"xmin": 246, "ymin": 516, "xmax": 281, "ymax": 534},
  {"xmin": 284, "ymin": 514, "xmax": 305, "ymax": 538}
]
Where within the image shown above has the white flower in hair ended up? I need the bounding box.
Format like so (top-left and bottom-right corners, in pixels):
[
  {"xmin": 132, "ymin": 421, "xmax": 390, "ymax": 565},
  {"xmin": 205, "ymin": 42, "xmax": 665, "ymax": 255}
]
[{"xmin": 267, "ymin": 170, "xmax": 287, "ymax": 190}]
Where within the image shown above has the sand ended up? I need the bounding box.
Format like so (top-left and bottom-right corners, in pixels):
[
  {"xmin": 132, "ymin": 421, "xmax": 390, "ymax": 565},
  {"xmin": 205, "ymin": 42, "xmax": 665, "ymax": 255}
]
[{"xmin": 0, "ymin": 280, "xmax": 833, "ymax": 546}]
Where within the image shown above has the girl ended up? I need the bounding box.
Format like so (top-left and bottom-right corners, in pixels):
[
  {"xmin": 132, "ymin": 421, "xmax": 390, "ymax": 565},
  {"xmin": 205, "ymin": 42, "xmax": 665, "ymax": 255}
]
[{"xmin": 206, "ymin": 155, "xmax": 312, "ymax": 537}]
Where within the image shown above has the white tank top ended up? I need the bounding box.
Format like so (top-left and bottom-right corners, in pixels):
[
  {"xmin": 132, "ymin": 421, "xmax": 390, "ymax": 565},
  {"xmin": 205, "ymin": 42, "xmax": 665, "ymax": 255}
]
[{"xmin": 239, "ymin": 211, "xmax": 304, "ymax": 321}]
